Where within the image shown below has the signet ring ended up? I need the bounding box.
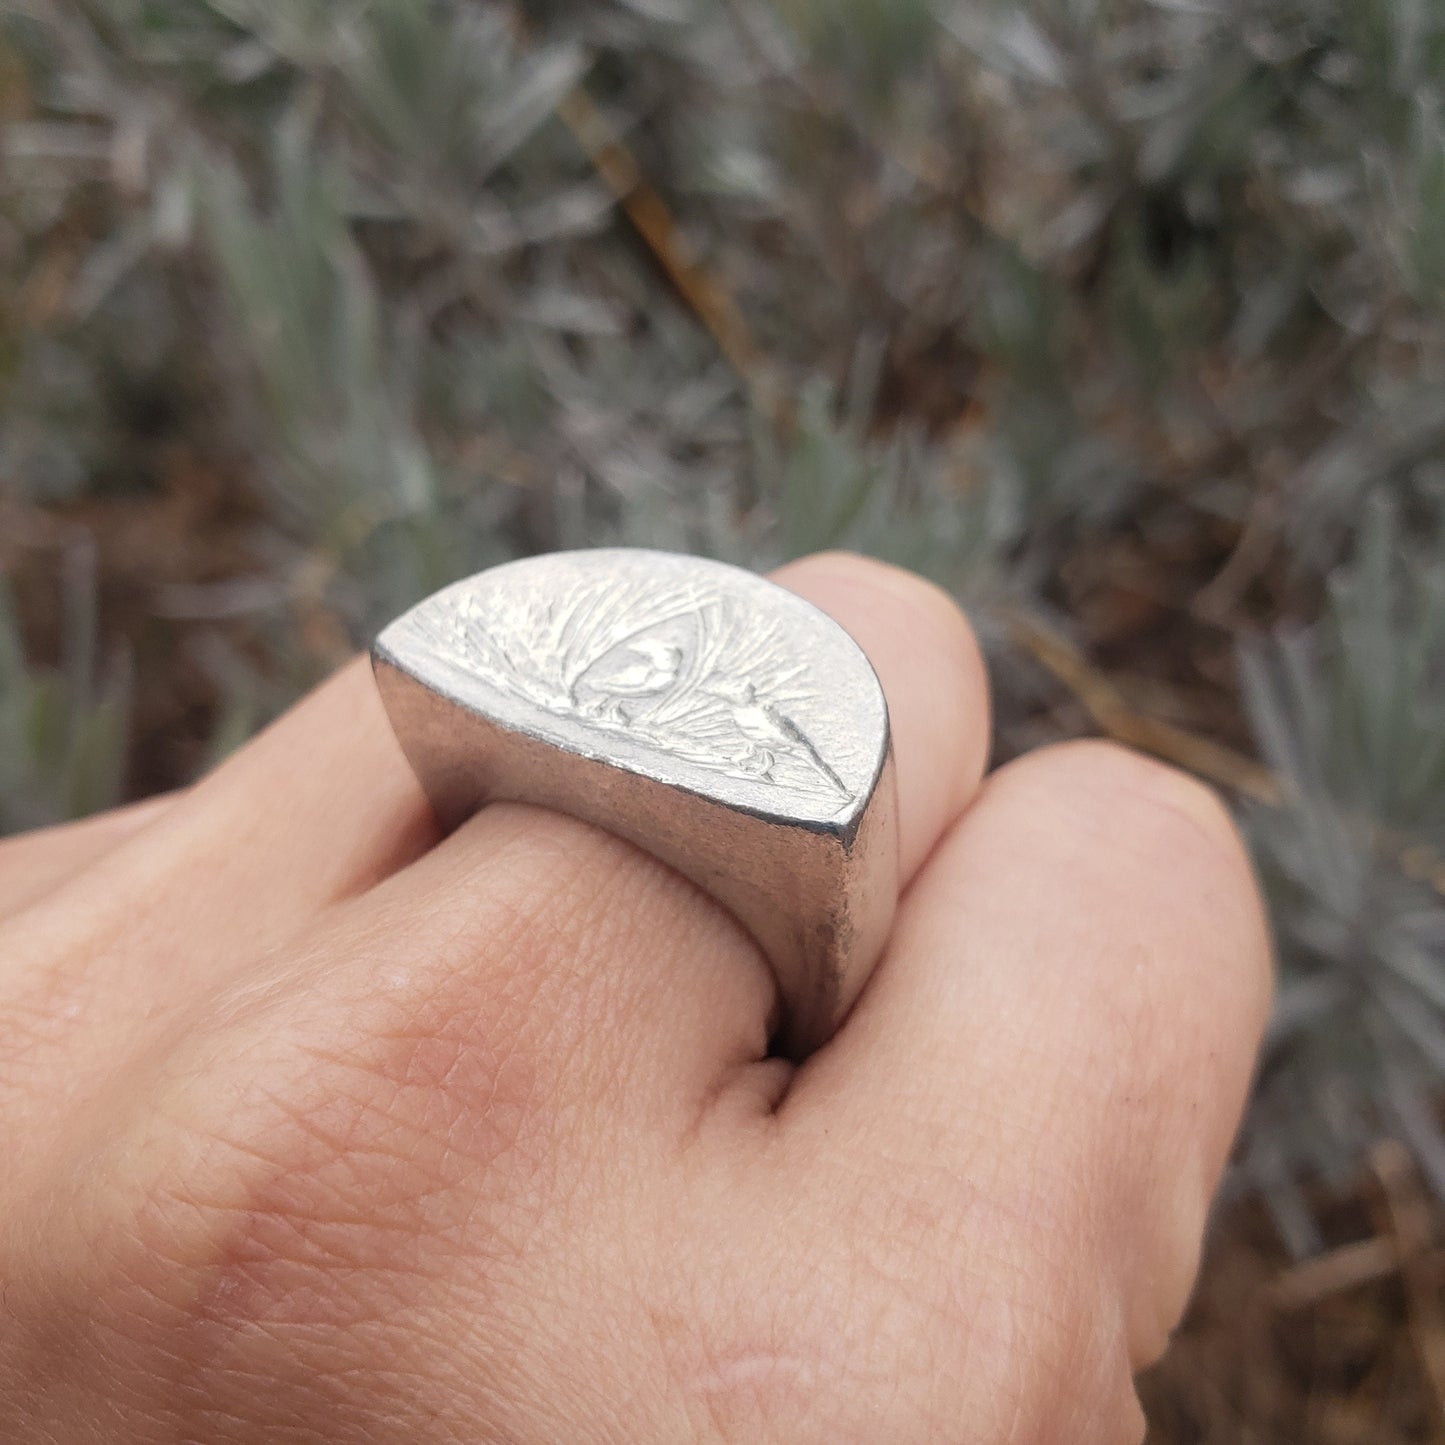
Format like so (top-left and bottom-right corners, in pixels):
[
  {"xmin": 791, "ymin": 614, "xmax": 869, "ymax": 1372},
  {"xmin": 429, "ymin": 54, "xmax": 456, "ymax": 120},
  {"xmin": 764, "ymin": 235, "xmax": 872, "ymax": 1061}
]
[{"xmin": 372, "ymin": 549, "xmax": 898, "ymax": 1059}]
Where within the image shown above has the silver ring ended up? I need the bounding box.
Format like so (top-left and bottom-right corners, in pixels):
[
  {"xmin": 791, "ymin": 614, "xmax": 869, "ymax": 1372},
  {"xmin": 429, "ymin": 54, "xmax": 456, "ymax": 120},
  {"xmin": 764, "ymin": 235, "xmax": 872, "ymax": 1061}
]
[{"xmin": 372, "ymin": 548, "xmax": 897, "ymax": 1058}]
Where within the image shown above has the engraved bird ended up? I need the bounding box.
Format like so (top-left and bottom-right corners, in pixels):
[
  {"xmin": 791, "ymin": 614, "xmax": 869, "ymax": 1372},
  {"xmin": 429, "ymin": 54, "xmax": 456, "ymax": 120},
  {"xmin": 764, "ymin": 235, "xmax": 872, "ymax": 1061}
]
[
  {"xmin": 703, "ymin": 676, "xmax": 849, "ymax": 798},
  {"xmin": 572, "ymin": 637, "xmax": 684, "ymax": 723}
]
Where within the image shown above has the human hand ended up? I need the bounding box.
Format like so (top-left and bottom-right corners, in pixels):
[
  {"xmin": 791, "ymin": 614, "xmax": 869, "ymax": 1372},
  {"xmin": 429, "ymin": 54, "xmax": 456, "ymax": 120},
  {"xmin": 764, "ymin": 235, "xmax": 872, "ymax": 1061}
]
[{"xmin": 0, "ymin": 554, "xmax": 1271, "ymax": 1443}]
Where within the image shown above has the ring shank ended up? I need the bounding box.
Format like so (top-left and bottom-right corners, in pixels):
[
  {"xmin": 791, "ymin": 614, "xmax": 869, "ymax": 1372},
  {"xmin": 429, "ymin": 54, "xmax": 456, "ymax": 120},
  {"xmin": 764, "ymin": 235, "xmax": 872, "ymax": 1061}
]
[{"xmin": 374, "ymin": 656, "xmax": 897, "ymax": 1057}]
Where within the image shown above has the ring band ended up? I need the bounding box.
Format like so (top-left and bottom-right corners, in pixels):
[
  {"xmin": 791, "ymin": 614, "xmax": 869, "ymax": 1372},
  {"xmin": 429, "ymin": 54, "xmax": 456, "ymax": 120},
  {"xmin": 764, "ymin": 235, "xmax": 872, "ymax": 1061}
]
[{"xmin": 372, "ymin": 549, "xmax": 898, "ymax": 1058}]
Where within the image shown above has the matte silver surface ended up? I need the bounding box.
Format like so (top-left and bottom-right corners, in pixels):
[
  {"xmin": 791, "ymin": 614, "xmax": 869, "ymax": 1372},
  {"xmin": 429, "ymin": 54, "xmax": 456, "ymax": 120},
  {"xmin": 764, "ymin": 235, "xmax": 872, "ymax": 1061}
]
[{"xmin": 372, "ymin": 548, "xmax": 897, "ymax": 1057}]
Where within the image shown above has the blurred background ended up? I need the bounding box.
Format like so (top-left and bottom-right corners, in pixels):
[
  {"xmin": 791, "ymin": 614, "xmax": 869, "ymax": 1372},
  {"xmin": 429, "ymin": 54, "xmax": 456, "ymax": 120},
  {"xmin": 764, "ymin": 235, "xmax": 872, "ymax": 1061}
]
[{"xmin": 1, "ymin": 0, "xmax": 1442, "ymax": 1436}]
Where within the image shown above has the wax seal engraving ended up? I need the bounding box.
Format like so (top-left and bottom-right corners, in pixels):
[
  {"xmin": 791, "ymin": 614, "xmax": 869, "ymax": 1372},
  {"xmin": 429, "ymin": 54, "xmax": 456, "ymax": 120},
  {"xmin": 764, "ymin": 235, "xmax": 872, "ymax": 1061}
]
[
  {"xmin": 407, "ymin": 570, "xmax": 849, "ymax": 802},
  {"xmin": 378, "ymin": 550, "xmax": 884, "ymax": 825}
]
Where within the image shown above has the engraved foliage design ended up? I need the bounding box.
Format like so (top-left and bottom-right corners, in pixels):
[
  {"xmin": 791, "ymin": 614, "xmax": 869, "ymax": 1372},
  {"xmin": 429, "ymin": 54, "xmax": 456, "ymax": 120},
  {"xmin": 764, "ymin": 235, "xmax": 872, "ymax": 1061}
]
[{"xmin": 411, "ymin": 568, "xmax": 852, "ymax": 803}]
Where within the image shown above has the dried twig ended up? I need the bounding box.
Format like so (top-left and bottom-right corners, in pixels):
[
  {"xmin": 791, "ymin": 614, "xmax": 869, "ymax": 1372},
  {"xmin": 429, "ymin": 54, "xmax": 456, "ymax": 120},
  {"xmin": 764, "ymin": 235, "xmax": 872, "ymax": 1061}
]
[
  {"xmin": 1003, "ymin": 607, "xmax": 1445, "ymax": 900},
  {"xmin": 1001, "ymin": 606, "xmax": 1279, "ymax": 801},
  {"xmin": 1371, "ymin": 1141, "xmax": 1445, "ymax": 1425},
  {"xmin": 508, "ymin": 2, "xmax": 782, "ymax": 418},
  {"xmin": 1268, "ymin": 1236, "xmax": 1401, "ymax": 1311},
  {"xmin": 551, "ymin": 82, "xmax": 778, "ymax": 422}
]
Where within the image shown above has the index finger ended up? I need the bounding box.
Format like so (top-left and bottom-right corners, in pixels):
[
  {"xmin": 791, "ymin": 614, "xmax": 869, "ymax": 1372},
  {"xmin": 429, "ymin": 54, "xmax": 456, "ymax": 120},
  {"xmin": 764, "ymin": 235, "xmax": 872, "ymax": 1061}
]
[{"xmin": 0, "ymin": 795, "xmax": 174, "ymax": 919}]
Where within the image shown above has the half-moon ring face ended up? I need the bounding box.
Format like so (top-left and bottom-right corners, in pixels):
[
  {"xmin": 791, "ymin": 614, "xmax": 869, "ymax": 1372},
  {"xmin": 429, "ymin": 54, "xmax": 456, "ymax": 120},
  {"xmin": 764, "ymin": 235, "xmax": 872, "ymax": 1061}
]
[{"xmin": 374, "ymin": 549, "xmax": 890, "ymax": 831}]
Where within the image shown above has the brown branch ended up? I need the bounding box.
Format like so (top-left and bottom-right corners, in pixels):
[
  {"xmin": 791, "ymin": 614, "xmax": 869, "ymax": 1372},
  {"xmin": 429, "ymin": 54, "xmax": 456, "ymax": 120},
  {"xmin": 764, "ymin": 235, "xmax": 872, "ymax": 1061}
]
[
  {"xmin": 1001, "ymin": 606, "xmax": 1279, "ymax": 802},
  {"xmin": 1002, "ymin": 606, "xmax": 1445, "ymax": 899},
  {"xmin": 551, "ymin": 83, "xmax": 778, "ymax": 422},
  {"xmin": 500, "ymin": 5, "xmax": 787, "ymax": 423},
  {"xmin": 1268, "ymin": 1235, "xmax": 1402, "ymax": 1311},
  {"xmin": 1371, "ymin": 1141, "xmax": 1445, "ymax": 1425}
]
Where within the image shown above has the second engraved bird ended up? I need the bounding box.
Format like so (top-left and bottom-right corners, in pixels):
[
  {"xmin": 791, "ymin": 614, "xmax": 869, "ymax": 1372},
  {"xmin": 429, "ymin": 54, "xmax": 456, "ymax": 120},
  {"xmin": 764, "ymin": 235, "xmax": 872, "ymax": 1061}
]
[{"xmin": 702, "ymin": 674, "xmax": 851, "ymax": 798}]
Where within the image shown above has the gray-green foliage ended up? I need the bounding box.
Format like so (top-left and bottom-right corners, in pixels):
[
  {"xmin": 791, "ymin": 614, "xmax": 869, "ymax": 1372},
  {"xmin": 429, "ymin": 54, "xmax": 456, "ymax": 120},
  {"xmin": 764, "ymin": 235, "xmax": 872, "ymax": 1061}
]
[
  {"xmin": 1, "ymin": 0, "xmax": 1443, "ymax": 1226},
  {"xmin": 1238, "ymin": 505, "xmax": 1445, "ymax": 1252},
  {"xmin": 0, "ymin": 561, "xmax": 129, "ymax": 833}
]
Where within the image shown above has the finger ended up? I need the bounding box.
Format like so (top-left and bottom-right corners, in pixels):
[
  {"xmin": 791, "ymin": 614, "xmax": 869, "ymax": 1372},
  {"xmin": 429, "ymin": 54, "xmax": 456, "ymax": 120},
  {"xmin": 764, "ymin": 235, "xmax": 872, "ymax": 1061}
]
[
  {"xmin": 770, "ymin": 552, "xmax": 990, "ymax": 885},
  {"xmin": 0, "ymin": 660, "xmax": 437, "ymax": 1091},
  {"xmin": 332, "ymin": 552, "xmax": 992, "ymax": 1128},
  {"xmin": 794, "ymin": 742, "xmax": 1272, "ymax": 1378},
  {"xmin": 0, "ymin": 794, "xmax": 173, "ymax": 919},
  {"xmin": 151, "ymin": 655, "xmax": 440, "ymax": 909},
  {"xmin": 15, "ymin": 657, "xmax": 435, "ymax": 924}
]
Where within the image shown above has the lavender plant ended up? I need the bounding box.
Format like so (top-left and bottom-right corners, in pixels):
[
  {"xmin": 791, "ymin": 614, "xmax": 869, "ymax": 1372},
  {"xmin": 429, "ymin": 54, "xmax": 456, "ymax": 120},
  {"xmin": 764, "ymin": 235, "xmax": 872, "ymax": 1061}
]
[
  {"xmin": 0, "ymin": 553, "xmax": 128, "ymax": 832},
  {"xmin": 1236, "ymin": 504, "xmax": 1445, "ymax": 1253}
]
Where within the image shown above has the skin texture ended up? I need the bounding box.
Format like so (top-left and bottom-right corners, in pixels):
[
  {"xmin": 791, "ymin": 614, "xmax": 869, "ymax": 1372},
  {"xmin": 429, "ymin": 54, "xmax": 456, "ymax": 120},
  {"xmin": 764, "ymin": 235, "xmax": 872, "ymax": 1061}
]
[{"xmin": 0, "ymin": 553, "xmax": 1273, "ymax": 1444}]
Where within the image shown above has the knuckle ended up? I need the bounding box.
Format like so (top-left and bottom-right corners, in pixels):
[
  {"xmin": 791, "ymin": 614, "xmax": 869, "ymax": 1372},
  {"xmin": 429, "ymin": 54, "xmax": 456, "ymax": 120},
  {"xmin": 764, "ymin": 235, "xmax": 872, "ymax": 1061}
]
[
  {"xmin": 843, "ymin": 549, "xmax": 977, "ymax": 630},
  {"xmin": 946, "ymin": 1270, "xmax": 1143, "ymax": 1445},
  {"xmin": 0, "ymin": 927, "xmax": 134, "ymax": 1154},
  {"xmin": 0, "ymin": 950, "xmax": 568, "ymax": 1436},
  {"xmin": 109, "ymin": 971, "xmax": 555, "ymax": 1329},
  {"xmin": 941, "ymin": 1266, "xmax": 1142, "ymax": 1442},
  {"xmin": 785, "ymin": 550, "xmax": 984, "ymax": 672},
  {"xmin": 1042, "ymin": 738, "xmax": 1274, "ymax": 1015},
  {"xmin": 778, "ymin": 551, "xmax": 991, "ymax": 808},
  {"xmin": 1043, "ymin": 739, "xmax": 1248, "ymax": 868},
  {"xmin": 72, "ymin": 1042, "xmax": 527, "ymax": 1429},
  {"xmin": 836, "ymin": 1175, "xmax": 1142, "ymax": 1443}
]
